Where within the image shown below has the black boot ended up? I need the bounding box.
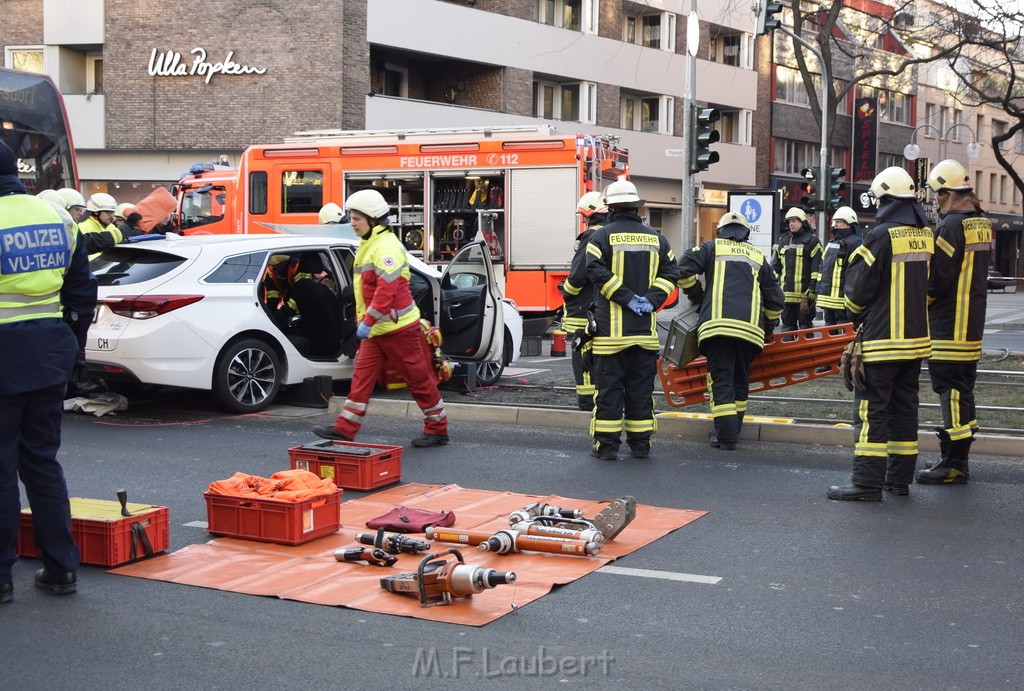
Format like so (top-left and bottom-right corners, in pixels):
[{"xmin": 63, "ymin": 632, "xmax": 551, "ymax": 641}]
[
  {"xmin": 827, "ymin": 484, "xmax": 883, "ymax": 501},
  {"xmin": 922, "ymin": 427, "xmax": 950, "ymax": 471},
  {"xmin": 915, "ymin": 437, "xmax": 971, "ymax": 485}
]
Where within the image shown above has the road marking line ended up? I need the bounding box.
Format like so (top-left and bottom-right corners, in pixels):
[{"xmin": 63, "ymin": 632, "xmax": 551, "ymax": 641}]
[
  {"xmin": 184, "ymin": 520, "xmax": 209, "ymax": 529},
  {"xmin": 597, "ymin": 565, "xmax": 722, "ymax": 584}
]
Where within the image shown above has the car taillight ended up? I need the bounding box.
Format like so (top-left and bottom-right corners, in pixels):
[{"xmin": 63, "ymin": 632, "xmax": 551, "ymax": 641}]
[{"xmin": 102, "ymin": 295, "xmax": 204, "ymax": 319}]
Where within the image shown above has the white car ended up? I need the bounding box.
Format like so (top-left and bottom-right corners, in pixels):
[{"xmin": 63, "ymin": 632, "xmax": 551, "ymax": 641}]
[{"xmin": 85, "ymin": 234, "xmax": 521, "ymax": 412}]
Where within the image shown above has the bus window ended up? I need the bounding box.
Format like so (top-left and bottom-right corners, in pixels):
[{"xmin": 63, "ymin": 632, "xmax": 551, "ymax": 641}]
[{"xmin": 0, "ymin": 67, "xmax": 77, "ymax": 192}]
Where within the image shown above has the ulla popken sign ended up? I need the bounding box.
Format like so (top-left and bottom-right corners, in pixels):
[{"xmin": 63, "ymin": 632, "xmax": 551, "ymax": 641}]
[{"xmin": 147, "ymin": 48, "xmax": 267, "ymax": 84}]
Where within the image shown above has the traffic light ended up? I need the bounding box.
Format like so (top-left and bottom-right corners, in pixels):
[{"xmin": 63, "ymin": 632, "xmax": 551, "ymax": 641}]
[
  {"xmin": 756, "ymin": 0, "xmax": 784, "ymax": 36},
  {"xmin": 690, "ymin": 107, "xmax": 721, "ymax": 174},
  {"xmin": 799, "ymin": 167, "xmax": 819, "ymax": 209},
  {"xmin": 826, "ymin": 166, "xmax": 847, "ymax": 210}
]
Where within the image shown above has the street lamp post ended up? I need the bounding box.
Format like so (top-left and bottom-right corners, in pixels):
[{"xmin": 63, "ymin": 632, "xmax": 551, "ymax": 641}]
[{"xmin": 903, "ymin": 123, "xmax": 982, "ymax": 220}]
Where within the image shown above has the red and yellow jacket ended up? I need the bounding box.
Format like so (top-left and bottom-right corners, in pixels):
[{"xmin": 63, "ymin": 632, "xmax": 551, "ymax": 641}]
[{"xmin": 355, "ymin": 225, "xmax": 420, "ymax": 336}]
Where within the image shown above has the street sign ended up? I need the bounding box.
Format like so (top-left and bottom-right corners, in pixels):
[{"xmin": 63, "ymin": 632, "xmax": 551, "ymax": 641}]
[
  {"xmin": 665, "ymin": 148, "xmax": 687, "ymax": 157},
  {"xmin": 728, "ymin": 189, "xmax": 781, "ymax": 259}
]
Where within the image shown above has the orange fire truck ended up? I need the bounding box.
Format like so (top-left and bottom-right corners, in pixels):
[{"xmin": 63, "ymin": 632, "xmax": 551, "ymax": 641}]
[{"xmin": 173, "ymin": 125, "xmax": 628, "ymax": 316}]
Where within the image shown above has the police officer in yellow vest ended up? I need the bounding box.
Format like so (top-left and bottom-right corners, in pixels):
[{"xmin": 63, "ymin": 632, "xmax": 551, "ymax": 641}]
[
  {"xmin": 561, "ymin": 191, "xmax": 608, "ymax": 411},
  {"xmin": 0, "ymin": 140, "xmax": 97, "ymax": 602},
  {"xmin": 828, "ymin": 167, "xmax": 933, "ymax": 501},
  {"xmin": 916, "ymin": 159, "xmax": 992, "ymax": 486},
  {"xmin": 585, "ymin": 180, "xmax": 678, "ymax": 460}
]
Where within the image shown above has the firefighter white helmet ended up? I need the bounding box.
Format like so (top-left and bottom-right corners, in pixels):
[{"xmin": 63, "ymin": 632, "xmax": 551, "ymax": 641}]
[
  {"xmin": 318, "ymin": 202, "xmax": 344, "ymax": 224},
  {"xmin": 603, "ymin": 179, "xmax": 644, "ymax": 208},
  {"xmin": 926, "ymin": 159, "xmax": 972, "ymax": 192},
  {"xmin": 86, "ymin": 192, "xmax": 118, "ymax": 213},
  {"xmin": 870, "ymin": 167, "xmax": 917, "ymax": 199},
  {"xmin": 344, "ymin": 189, "xmax": 391, "ymax": 221},
  {"xmin": 36, "ymin": 189, "xmax": 64, "ymax": 206},
  {"xmin": 576, "ymin": 191, "xmax": 608, "ymax": 217},
  {"xmin": 114, "ymin": 202, "xmax": 136, "ymax": 220},
  {"xmin": 832, "ymin": 206, "xmax": 858, "ymax": 226},
  {"xmin": 717, "ymin": 211, "xmax": 751, "ymax": 231},
  {"xmin": 785, "ymin": 207, "xmax": 808, "ymax": 222},
  {"xmin": 57, "ymin": 187, "xmax": 86, "ymax": 209}
]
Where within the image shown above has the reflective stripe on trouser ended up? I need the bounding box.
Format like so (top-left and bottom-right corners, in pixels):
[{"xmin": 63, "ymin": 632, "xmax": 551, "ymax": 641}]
[
  {"xmin": 928, "ymin": 360, "xmax": 978, "ymax": 441},
  {"xmin": 590, "ymin": 346, "xmax": 658, "ymax": 452},
  {"xmin": 0, "ymin": 383, "xmax": 80, "ymax": 579},
  {"xmin": 851, "ymin": 359, "xmax": 923, "ymax": 487},
  {"xmin": 331, "ymin": 322, "xmax": 447, "ymax": 439},
  {"xmin": 703, "ymin": 337, "xmax": 758, "ymax": 445},
  {"xmin": 571, "ymin": 332, "xmax": 596, "ymax": 409}
]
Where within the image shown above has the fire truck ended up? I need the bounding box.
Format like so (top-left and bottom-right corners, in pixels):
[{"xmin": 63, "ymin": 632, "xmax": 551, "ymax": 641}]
[{"xmin": 173, "ymin": 125, "xmax": 628, "ymax": 317}]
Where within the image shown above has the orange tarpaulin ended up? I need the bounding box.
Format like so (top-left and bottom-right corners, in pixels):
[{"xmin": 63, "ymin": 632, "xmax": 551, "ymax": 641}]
[
  {"xmin": 133, "ymin": 186, "xmax": 177, "ymax": 232},
  {"xmin": 206, "ymin": 469, "xmax": 337, "ymax": 502},
  {"xmin": 112, "ymin": 484, "xmax": 707, "ymax": 626}
]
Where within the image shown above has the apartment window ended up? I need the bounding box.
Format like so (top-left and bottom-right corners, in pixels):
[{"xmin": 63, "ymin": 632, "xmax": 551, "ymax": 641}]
[
  {"xmin": 862, "ymin": 86, "xmax": 910, "ymax": 125},
  {"xmin": 923, "ymin": 104, "xmax": 936, "ymax": 137},
  {"xmin": 1000, "ymin": 175, "xmax": 1009, "ymax": 204},
  {"xmin": 976, "ymin": 114, "xmax": 985, "ymax": 140},
  {"xmin": 951, "ymin": 109, "xmax": 963, "ymax": 141},
  {"xmin": 86, "ymin": 53, "xmax": 103, "ymax": 94},
  {"xmin": 4, "ymin": 46, "xmax": 44, "ymax": 73},
  {"xmin": 938, "ymin": 106, "xmax": 949, "ymax": 137},
  {"xmin": 620, "ymin": 94, "xmax": 674, "ymax": 134},
  {"xmin": 1013, "ymin": 185, "xmax": 1021, "ymax": 206},
  {"xmin": 989, "ymin": 173, "xmax": 997, "ymax": 203},
  {"xmin": 974, "ymin": 170, "xmax": 983, "ymax": 199},
  {"xmin": 776, "ymin": 67, "xmax": 811, "ymax": 106},
  {"xmin": 992, "ymin": 120, "xmax": 1008, "ymax": 149},
  {"xmin": 880, "ymin": 153, "xmax": 911, "ymax": 172},
  {"xmin": 774, "ymin": 139, "xmax": 816, "ymax": 174},
  {"xmin": 382, "ymin": 64, "xmax": 408, "ymax": 98},
  {"xmin": 715, "ymin": 109, "xmax": 752, "ymax": 145},
  {"xmin": 1015, "ymin": 131, "xmax": 1024, "ymax": 154},
  {"xmin": 535, "ymin": 80, "xmax": 596, "ymax": 124},
  {"xmin": 625, "ymin": 11, "xmax": 676, "ymax": 51},
  {"xmin": 538, "ymin": 0, "xmax": 598, "ymax": 33}
]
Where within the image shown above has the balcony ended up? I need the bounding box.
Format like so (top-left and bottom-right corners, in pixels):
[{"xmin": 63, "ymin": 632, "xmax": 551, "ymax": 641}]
[{"xmin": 63, "ymin": 94, "xmax": 105, "ymax": 149}]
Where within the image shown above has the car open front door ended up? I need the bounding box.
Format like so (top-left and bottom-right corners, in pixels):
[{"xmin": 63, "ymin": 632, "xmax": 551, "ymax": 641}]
[{"xmin": 439, "ymin": 241, "xmax": 502, "ymax": 362}]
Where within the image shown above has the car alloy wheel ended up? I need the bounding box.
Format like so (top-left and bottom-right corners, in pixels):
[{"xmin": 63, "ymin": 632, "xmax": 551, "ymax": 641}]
[{"xmin": 213, "ymin": 338, "xmax": 282, "ymax": 413}]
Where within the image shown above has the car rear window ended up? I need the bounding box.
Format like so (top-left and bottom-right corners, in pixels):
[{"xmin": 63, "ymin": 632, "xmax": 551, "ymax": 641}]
[
  {"xmin": 91, "ymin": 247, "xmax": 189, "ymax": 287},
  {"xmin": 205, "ymin": 251, "xmax": 268, "ymax": 284}
]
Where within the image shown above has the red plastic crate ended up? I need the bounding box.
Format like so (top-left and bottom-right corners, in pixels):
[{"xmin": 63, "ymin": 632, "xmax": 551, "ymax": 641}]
[
  {"xmin": 16, "ymin": 498, "xmax": 169, "ymax": 566},
  {"xmin": 288, "ymin": 440, "xmax": 402, "ymax": 491},
  {"xmin": 204, "ymin": 489, "xmax": 341, "ymax": 545}
]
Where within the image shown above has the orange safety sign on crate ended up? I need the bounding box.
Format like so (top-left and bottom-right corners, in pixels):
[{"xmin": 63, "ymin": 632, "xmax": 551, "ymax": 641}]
[{"xmin": 658, "ymin": 323, "xmax": 856, "ymax": 408}]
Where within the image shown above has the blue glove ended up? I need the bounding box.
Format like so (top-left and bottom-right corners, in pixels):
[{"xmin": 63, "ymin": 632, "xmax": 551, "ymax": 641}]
[
  {"xmin": 627, "ymin": 295, "xmax": 646, "ymax": 315},
  {"xmin": 356, "ymin": 322, "xmax": 372, "ymax": 340},
  {"xmin": 637, "ymin": 296, "xmax": 655, "ymax": 313}
]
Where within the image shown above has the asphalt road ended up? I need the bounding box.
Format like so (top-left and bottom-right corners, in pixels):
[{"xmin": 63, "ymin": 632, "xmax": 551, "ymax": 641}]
[{"xmin": 4, "ymin": 395, "xmax": 1023, "ymax": 690}]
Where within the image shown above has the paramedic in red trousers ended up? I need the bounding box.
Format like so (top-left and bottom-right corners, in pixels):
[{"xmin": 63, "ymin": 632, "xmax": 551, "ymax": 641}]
[
  {"xmin": 0, "ymin": 139, "xmax": 97, "ymax": 602},
  {"xmin": 560, "ymin": 191, "xmax": 608, "ymax": 411},
  {"xmin": 584, "ymin": 179, "xmax": 678, "ymax": 460},
  {"xmin": 916, "ymin": 159, "xmax": 992, "ymax": 486},
  {"xmin": 827, "ymin": 167, "xmax": 933, "ymax": 501},
  {"xmin": 815, "ymin": 206, "xmax": 862, "ymax": 325},
  {"xmin": 677, "ymin": 212, "xmax": 785, "ymax": 450},
  {"xmin": 771, "ymin": 207, "xmax": 822, "ymax": 330},
  {"xmin": 312, "ymin": 189, "xmax": 448, "ymax": 447}
]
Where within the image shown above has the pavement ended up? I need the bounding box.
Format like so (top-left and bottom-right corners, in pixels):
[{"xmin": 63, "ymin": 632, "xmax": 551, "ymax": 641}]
[{"xmin": 980, "ymin": 287, "xmax": 1024, "ymax": 331}]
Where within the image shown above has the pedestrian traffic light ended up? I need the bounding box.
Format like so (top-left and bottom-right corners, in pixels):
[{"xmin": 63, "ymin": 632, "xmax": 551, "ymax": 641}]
[
  {"xmin": 799, "ymin": 167, "xmax": 819, "ymax": 209},
  {"xmin": 690, "ymin": 107, "xmax": 721, "ymax": 174},
  {"xmin": 826, "ymin": 166, "xmax": 847, "ymax": 210},
  {"xmin": 756, "ymin": 0, "xmax": 784, "ymax": 36}
]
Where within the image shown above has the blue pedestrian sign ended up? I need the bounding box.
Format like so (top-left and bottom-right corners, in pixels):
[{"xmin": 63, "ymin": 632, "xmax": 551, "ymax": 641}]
[
  {"xmin": 727, "ymin": 189, "xmax": 781, "ymax": 259},
  {"xmin": 740, "ymin": 199, "xmax": 762, "ymax": 224}
]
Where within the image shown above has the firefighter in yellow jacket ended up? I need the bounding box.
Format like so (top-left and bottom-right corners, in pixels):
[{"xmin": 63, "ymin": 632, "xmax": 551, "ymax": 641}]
[
  {"xmin": 916, "ymin": 160, "xmax": 992, "ymax": 486},
  {"xmin": 677, "ymin": 212, "xmax": 785, "ymax": 450},
  {"xmin": 816, "ymin": 206, "xmax": 862, "ymax": 325},
  {"xmin": 313, "ymin": 189, "xmax": 448, "ymax": 447},
  {"xmin": 584, "ymin": 180, "xmax": 678, "ymax": 460},
  {"xmin": 771, "ymin": 207, "xmax": 822, "ymax": 330},
  {"xmin": 561, "ymin": 191, "xmax": 607, "ymax": 411},
  {"xmin": 827, "ymin": 167, "xmax": 933, "ymax": 501}
]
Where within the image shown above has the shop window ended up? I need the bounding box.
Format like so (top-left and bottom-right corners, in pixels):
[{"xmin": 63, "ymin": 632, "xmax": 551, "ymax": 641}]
[
  {"xmin": 4, "ymin": 46, "xmax": 44, "ymax": 73},
  {"xmin": 620, "ymin": 94, "xmax": 673, "ymax": 134},
  {"xmin": 624, "ymin": 11, "xmax": 676, "ymax": 51},
  {"xmin": 281, "ymin": 170, "xmax": 323, "ymax": 214},
  {"xmin": 534, "ymin": 80, "xmax": 596, "ymax": 124}
]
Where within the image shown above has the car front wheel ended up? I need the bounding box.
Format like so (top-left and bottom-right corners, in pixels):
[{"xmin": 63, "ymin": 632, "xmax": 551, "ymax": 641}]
[
  {"xmin": 212, "ymin": 338, "xmax": 282, "ymax": 413},
  {"xmin": 473, "ymin": 330, "xmax": 514, "ymax": 387}
]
